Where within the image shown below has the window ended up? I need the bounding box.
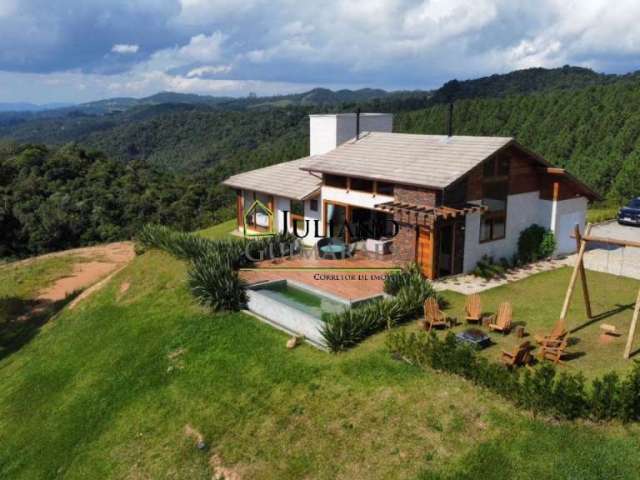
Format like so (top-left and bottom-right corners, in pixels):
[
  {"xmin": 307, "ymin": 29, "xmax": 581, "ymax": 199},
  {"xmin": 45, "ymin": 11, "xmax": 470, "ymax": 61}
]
[
  {"xmin": 480, "ymin": 214, "xmax": 506, "ymax": 242},
  {"xmin": 376, "ymin": 182, "xmax": 394, "ymax": 196},
  {"xmin": 480, "ymin": 158, "xmax": 508, "ymax": 242},
  {"xmin": 483, "ymin": 181, "xmax": 508, "ymax": 212},
  {"xmin": 483, "ymin": 154, "xmax": 510, "ymax": 179},
  {"xmin": 324, "ymin": 174, "xmax": 347, "ymax": 188},
  {"xmin": 350, "ymin": 177, "xmax": 374, "ymax": 192},
  {"xmin": 290, "ymin": 200, "xmax": 304, "ymax": 217},
  {"xmin": 309, "ymin": 199, "xmax": 318, "ymax": 212}
]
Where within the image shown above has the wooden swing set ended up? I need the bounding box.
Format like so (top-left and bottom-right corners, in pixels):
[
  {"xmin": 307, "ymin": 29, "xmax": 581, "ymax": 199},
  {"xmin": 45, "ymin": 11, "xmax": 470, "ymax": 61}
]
[{"xmin": 560, "ymin": 223, "xmax": 640, "ymax": 360}]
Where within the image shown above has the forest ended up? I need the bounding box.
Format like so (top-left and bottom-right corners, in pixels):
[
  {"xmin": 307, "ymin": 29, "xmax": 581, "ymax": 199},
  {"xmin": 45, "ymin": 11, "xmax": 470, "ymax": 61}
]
[{"xmin": 1, "ymin": 66, "xmax": 639, "ymax": 258}]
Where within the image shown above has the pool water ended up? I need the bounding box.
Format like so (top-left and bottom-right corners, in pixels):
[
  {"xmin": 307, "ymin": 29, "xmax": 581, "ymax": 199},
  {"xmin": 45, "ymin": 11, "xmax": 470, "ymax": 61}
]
[{"xmin": 256, "ymin": 282, "xmax": 347, "ymax": 319}]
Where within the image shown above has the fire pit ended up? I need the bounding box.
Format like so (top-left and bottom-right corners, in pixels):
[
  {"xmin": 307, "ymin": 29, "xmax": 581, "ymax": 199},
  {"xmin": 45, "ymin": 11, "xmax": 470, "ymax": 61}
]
[{"xmin": 456, "ymin": 328, "xmax": 491, "ymax": 349}]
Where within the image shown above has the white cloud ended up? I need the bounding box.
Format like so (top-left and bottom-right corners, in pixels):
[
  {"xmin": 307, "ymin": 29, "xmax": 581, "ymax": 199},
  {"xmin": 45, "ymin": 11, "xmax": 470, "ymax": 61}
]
[
  {"xmin": 186, "ymin": 64, "xmax": 232, "ymax": 77},
  {"xmin": 6, "ymin": 0, "xmax": 640, "ymax": 102},
  {"xmin": 111, "ymin": 44, "xmax": 139, "ymax": 54}
]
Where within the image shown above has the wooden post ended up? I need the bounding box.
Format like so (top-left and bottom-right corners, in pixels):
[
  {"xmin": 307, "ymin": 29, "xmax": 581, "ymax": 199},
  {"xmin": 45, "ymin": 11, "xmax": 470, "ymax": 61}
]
[
  {"xmin": 574, "ymin": 225, "xmax": 593, "ymax": 319},
  {"xmin": 560, "ymin": 223, "xmax": 592, "ymax": 325},
  {"xmin": 623, "ymin": 288, "xmax": 640, "ymax": 360}
]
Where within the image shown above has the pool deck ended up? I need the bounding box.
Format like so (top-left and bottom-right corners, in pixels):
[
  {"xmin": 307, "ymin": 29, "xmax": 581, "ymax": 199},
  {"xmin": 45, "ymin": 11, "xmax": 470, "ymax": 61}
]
[{"xmin": 240, "ymin": 251, "xmax": 398, "ymax": 301}]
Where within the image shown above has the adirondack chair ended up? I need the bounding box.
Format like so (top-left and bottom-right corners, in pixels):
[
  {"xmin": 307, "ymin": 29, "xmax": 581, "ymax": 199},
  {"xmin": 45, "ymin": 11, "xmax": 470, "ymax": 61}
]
[
  {"xmin": 465, "ymin": 294, "xmax": 482, "ymax": 324},
  {"xmin": 488, "ymin": 302, "xmax": 512, "ymax": 334},
  {"xmin": 534, "ymin": 319, "xmax": 568, "ymax": 347},
  {"xmin": 501, "ymin": 341, "xmax": 532, "ymax": 368},
  {"xmin": 422, "ymin": 297, "xmax": 449, "ymax": 332},
  {"xmin": 537, "ymin": 339, "xmax": 569, "ymax": 364}
]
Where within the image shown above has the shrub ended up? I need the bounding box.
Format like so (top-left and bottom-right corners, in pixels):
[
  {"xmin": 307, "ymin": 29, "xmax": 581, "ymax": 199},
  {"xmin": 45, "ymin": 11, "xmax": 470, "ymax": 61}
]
[
  {"xmin": 187, "ymin": 252, "xmax": 247, "ymax": 311},
  {"xmin": 517, "ymin": 224, "xmax": 556, "ymax": 263},
  {"xmin": 590, "ymin": 372, "xmax": 620, "ymax": 421},
  {"xmin": 618, "ymin": 361, "xmax": 640, "ymax": 422},
  {"xmin": 324, "ymin": 263, "xmax": 440, "ymax": 352},
  {"xmin": 472, "ymin": 255, "xmax": 506, "ymax": 280},
  {"xmin": 384, "ymin": 262, "xmax": 423, "ymax": 295},
  {"xmin": 386, "ymin": 331, "xmax": 640, "ymax": 423},
  {"xmin": 138, "ymin": 224, "xmax": 298, "ymax": 312}
]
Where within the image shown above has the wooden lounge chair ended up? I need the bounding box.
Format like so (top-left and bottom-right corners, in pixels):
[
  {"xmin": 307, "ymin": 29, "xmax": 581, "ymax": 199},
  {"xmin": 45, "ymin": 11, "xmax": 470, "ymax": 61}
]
[
  {"xmin": 422, "ymin": 297, "xmax": 449, "ymax": 332},
  {"xmin": 465, "ymin": 294, "xmax": 482, "ymax": 324},
  {"xmin": 535, "ymin": 319, "xmax": 567, "ymax": 347},
  {"xmin": 488, "ymin": 302, "xmax": 512, "ymax": 334},
  {"xmin": 501, "ymin": 341, "xmax": 532, "ymax": 368},
  {"xmin": 537, "ymin": 339, "xmax": 569, "ymax": 364}
]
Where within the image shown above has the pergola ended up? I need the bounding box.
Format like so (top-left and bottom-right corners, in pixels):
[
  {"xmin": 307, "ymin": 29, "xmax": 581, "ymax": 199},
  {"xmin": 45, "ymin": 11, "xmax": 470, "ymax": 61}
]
[
  {"xmin": 560, "ymin": 223, "xmax": 640, "ymax": 359},
  {"xmin": 374, "ymin": 201, "xmax": 487, "ymax": 226}
]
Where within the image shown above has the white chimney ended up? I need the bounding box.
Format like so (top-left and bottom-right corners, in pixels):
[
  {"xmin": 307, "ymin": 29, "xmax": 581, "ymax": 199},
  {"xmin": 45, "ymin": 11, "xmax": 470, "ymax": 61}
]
[{"xmin": 309, "ymin": 113, "xmax": 393, "ymax": 156}]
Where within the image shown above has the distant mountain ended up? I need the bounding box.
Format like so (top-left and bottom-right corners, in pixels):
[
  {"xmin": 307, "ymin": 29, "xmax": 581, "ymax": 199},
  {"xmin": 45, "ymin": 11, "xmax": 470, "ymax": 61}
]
[
  {"xmin": 430, "ymin": 65, "xmax": 618, "ymax": 103},
  {"xmin": 32, "ymin": 88, "xmax": 391, "ymax": 116},
  {"xmin": 0, "ymin": 102, "xmax": 74, "ymax": 112}
]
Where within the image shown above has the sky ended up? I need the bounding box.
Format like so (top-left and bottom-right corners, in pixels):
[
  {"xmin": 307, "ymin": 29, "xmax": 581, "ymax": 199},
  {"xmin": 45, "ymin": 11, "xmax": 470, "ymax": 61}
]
[{"xmin": 1, "ymin": 0, "xmax": 640, "ymax": 104}]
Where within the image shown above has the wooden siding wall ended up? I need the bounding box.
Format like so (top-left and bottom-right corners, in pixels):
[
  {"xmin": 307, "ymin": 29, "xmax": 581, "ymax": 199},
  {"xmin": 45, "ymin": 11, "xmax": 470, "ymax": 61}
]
[
  {"xmin": 455, "ymin": 146, "xmax": 544, "ymax": 202},
  {"xmin": 509, "ymin": 149, "xmax": 540, "ymax": 195}
]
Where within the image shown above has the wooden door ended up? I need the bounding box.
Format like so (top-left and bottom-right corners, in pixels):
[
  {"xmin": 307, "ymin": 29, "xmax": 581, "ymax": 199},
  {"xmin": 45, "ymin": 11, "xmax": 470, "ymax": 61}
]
[
  {"xmin": 236, "ymin": 190, "xmax": 243, "ymax": 228},
  {"xmin": 417, "ymin": 227, "xmax": 435, "ymax": 279}
]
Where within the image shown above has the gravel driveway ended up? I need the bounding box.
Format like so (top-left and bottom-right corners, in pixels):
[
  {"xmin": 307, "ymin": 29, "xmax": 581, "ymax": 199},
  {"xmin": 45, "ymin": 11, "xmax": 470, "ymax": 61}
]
[{"xmin": 576, "ymin": 221, "xmax": 640, "ymax": 279}]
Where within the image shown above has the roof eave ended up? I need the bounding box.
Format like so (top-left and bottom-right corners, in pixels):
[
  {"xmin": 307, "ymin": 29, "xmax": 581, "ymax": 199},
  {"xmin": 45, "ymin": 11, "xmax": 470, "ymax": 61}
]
[{"xmin": 299, "ymin": 166, "xmax": 446, "ymax": 191}]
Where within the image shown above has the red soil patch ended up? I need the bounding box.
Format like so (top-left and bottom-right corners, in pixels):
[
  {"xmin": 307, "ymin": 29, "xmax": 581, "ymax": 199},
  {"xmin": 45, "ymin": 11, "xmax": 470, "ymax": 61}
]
[{"xmin": 36, "ymin": 242, "xmax": 135, "ymax": 307}]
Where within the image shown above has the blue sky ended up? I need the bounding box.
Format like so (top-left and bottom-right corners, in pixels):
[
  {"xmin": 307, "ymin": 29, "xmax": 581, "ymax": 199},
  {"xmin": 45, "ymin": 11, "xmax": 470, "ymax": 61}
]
[{"xmin": 1, "ymin": 0, "xmax": 639, "ymax": 103}]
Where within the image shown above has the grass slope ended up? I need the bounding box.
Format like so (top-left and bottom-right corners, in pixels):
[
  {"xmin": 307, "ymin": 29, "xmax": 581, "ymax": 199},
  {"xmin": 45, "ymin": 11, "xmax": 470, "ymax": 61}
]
[{"xmin": 1, "ymin": 225, "xmax": 640, "ymax": 478}]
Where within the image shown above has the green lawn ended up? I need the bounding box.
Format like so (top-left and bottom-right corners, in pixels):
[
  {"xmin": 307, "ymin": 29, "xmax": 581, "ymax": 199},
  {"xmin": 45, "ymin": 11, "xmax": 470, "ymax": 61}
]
[
  {"xmin": 1, "ymin": 224, "xmax": 640, "ymax": 479},
  {"xmin": 1, "ymin": 254, "xmax": 81, "ymax": 359},
  {"xmin": 436, "ymin": 268, "xmax": 640, "ymax": 378}
]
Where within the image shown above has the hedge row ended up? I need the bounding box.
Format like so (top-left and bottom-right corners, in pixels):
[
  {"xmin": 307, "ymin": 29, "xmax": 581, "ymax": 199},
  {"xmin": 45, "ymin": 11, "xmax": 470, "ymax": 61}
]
[
  {"xmin": 137, "ymin": 224, "xmax": 297, "ymax": 311},
  {"xmin": 321, "ymin": 263, "xmax": 442, "ymax": 352},
  {"xmin": 387, "ymin": 330, "xmax": 640, "ymax": 422}
]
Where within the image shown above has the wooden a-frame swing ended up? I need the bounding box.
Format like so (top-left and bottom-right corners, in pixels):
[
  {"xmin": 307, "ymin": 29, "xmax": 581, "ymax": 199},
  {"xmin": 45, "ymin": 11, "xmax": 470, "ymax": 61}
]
[{"xmin": 559, "ymin": 223, "xmax": 640, "ymax": 360}]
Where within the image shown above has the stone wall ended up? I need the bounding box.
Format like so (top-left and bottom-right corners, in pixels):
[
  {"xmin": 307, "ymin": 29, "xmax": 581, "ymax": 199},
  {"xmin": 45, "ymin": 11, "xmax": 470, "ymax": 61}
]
[{"xmin": 391, "ymin": 185, "xmax": 438, "ymax": 264}]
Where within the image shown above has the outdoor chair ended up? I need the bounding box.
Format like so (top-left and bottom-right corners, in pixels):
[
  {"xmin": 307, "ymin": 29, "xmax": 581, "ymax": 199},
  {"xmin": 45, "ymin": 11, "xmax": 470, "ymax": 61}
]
[
  {"xmin": 534, "ymin": 319, "xmax": 567, "ymax": 347},
  {"xmin": 500, "ymin": 341, "xmax": 532, "ymax": 368},
  {"xmin": 537, "ymin": 338, "xmax": 569, "ymax": 364},
  {"xmin": 488, "ymin": 302, "xmax": 513, "ymax": 334},
  {"xmin": 465, "ymin": 294, "xmax": 482, "ymax": 324},
  {"xmin": 421, "ymin": 297, "xmax": 450, "ymax": 332}
]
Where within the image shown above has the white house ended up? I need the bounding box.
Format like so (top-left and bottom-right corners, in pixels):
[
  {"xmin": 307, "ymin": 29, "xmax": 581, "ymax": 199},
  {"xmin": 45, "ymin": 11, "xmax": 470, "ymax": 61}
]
[{"xmin": 223, "ymin": 113, "xmax": 599, "ymax": 279}]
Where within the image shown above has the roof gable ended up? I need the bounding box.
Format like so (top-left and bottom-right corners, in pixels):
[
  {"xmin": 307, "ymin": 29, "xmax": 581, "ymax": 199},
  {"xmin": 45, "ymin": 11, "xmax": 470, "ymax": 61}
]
[{"xmin": 301, "ymin": 131, "xmax": 513, "ymax": 189}]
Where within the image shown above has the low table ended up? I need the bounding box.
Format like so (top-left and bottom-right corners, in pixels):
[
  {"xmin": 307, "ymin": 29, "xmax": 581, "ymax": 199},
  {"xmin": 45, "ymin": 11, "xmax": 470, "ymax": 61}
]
[{"xmin": 456, "ymin": 328, "xmax": 491, "ymax": 349}]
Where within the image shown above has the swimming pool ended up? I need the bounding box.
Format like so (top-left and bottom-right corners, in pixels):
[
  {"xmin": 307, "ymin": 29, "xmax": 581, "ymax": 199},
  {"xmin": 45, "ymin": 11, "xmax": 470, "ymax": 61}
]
[{"xmin": 246, "ymin": 280, "xmax": 382, "ymax": 348}]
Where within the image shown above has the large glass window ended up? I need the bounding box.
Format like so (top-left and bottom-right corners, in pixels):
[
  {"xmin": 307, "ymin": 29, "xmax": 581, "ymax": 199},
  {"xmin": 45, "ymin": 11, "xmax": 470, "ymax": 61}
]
[
  {"xmin": 326, "ymin": 203, "xmax": 347, "ymax": 241},
  {"xmin": 480, "ymin": 155, "xmax": 508, "ymax": 242}
]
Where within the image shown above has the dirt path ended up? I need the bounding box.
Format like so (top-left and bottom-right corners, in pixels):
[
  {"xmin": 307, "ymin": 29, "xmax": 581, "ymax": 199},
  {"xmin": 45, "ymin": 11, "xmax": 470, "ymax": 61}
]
[{"xmin": 34, "ymin": 242, "xmax": 134, "ymax": 303}]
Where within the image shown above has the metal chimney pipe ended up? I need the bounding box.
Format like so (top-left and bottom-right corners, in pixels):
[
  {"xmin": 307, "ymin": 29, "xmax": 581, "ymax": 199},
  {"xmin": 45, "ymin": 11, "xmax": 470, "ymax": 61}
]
[
  {"xmin": 447, "ymin": 103, "xmax": 453, "ymax": 137},
  {"xmin": 356, "ymin": 108, "xmax": 361, "ymax": 140}
]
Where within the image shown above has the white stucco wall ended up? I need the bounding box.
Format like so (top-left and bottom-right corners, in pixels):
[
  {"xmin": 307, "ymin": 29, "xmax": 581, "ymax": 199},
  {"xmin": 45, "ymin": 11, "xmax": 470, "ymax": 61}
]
[
  {"xmin": 553, "ymin": 196, "xmax": 587, "ymax": 255},
  {"xmin": 463, "ymin": 191, "xmax": 588, "ymax": 272},
  {"xmin": 463, "ymin": 191, "xmax": 542, "ymax": 272},
  {"xmin": 274, "ymin": 196, "xmax": 290, "ymax": 233},
  {"xmin": 321, "ymin": 186, "xmax": 394, "ymax": 210},
  {"xmin": 309, "ymin": 113, "xmax": 393, "ymax": 156}
]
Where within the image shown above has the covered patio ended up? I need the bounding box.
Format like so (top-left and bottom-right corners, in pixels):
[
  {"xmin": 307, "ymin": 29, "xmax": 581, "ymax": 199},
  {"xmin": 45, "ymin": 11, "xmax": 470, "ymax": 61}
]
[{"xmin": 240, "ymin": 249, "xmax": 398, "ymax": 302}]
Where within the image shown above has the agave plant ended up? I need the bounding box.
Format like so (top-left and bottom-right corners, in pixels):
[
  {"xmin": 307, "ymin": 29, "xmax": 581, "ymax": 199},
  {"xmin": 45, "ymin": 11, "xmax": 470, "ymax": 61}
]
[{"xmin": 187, "ymin": 253, "xmax": 247, "ymax": 311}]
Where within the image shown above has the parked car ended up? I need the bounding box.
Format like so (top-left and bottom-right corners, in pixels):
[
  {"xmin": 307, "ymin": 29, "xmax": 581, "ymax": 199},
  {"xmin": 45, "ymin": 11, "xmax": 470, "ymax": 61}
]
[{"xmin": 618, "ymin": 197, "xmax": 640, "ymax": 226}]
